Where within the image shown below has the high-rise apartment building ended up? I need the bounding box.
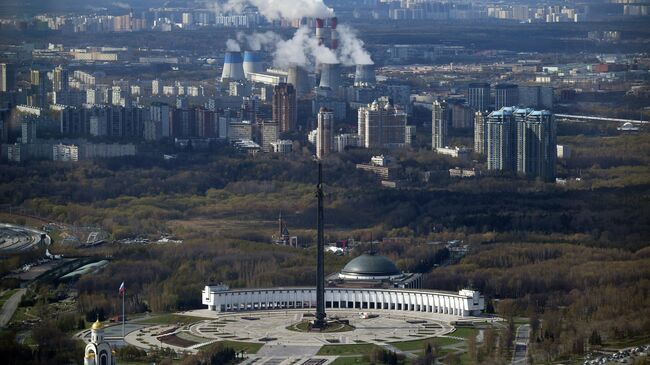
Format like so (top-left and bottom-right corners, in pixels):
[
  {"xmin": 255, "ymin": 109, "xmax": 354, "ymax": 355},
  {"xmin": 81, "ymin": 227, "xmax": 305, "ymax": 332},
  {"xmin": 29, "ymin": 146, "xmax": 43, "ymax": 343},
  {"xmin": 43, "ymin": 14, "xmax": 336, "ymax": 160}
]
[
  {"xmin": 518, "ymin": 85, "xmax": 553, "ymax": 109},
  {"xmin": 241, "ymin": 96, "xmax": 258, "ymax": 123},
  {"xmin": 272, "ymin": 83, "xmax": 297, "ymax": 133},
  {"xmin": 486, "ymin": 107, "xmax": 516, "ymax": 171},
  {"xmin": 467, "ymin": 83, "xmax": 491, "ymax": 112},
  {"xmin": 151, "ymin": 79, "xmax": 162, "ymax": 95},
  {"xmin": 486, "ymin": 107, "xmax": 556, "ymax": 180},
  {"xmin": 89, "ymin": 107, "xmax": 109, "ymax": 137},
  {"xmin": 494, "ymin": 84, "xmax": 519, "ymax": 110},
  {"xmin": 0, "ymin": 63, "xmax": 16, "ymax": 92},
  {"xmin": 21, "ymin": 118, "xmax": 37, "ymax": 144},
  {"xmin": 516, "ymin": 109, "xmax": 556, "ymax": 181},
  {"xmin": 54, "ymin": 105, "xmax": 85, "ymax": 136},
  {"xmin": 171, "ymin": 108, "xmax": 196, "ymax": 137},
  {"xmin": 450, "ymin": 101, "xmax": 473, "ymax": 129},
  {"xmin": 260, "ymin": 121, "xmax": 279, "ymax": 153},
  {"xmin": 30, "ymin": 69, "xmax": 50, "ymax": 109},
  {"xmin": 474, "ymin": 111, "xmax": 487, "ymax": 155},
  {"xmin": 196, "ymin": 108, "xmax": 217, "ymax": 138},
  {"xmin": 334, "ymin": 133, "xmax": 360, "ymax": 152},
  {"xmin": 52, "ymin": 66, "xmax": 69, "ymax": 92},
  {"xmin": 146, "ymin": 102, "xmax": 171, "ymax": 140},
  {"xmin": 357, "ymin": 99, "xmax": 407, "ymax": 149},
  {"xmin": 431, "ymin": 99, "xmax": 449, "ymax": 150},
  {"xmin": 317, "ymin": 107, "xmax": 334, "ymax": 159}
]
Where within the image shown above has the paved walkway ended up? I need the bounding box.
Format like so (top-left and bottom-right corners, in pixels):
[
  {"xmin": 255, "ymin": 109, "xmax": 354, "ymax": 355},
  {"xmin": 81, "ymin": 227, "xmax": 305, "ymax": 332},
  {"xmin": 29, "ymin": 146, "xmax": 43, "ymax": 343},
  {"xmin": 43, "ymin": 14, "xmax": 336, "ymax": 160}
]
[
  {"xmin": 189, "ymin": 309, "xmax": 456, "ymax": 347},
  {"xmin": 115, "ymin": 309, "xmax": 495, "ymax": 362},
  {"xmin": 0, "ymin": 289, "xmax": 26, "ymax": 327},
  {"xmin": 511, "ymin": 324, "xmax": 530, "ymax": 365}
]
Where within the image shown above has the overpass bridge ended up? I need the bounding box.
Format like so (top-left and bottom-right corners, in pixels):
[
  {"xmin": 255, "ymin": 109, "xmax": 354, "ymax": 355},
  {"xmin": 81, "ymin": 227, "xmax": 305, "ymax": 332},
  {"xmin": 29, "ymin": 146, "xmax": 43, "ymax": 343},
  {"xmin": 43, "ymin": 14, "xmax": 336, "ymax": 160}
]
[{"xmin": 555, "ymin": 114, "xmax": 648, "ymax": 125}]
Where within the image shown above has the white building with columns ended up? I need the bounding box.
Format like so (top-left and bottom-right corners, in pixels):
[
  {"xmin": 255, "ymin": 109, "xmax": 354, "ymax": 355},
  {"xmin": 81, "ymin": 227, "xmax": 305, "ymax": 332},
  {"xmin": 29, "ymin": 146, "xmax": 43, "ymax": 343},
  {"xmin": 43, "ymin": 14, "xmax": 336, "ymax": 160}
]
[
  {"xmin": 202, "ymin": 286, "xmax": 484, "ymax": 317},
  {"xmin": 202, "ymin": 253, "xmax": 484, "ymax": 317}
]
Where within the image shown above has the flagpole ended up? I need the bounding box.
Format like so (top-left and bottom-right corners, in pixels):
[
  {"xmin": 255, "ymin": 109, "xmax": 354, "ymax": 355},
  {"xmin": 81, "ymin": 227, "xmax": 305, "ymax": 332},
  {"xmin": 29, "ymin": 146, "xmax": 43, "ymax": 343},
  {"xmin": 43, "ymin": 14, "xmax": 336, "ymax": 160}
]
[{"xmin": 122, "ymin": 287, "xmax": 125, "ymax": 339}]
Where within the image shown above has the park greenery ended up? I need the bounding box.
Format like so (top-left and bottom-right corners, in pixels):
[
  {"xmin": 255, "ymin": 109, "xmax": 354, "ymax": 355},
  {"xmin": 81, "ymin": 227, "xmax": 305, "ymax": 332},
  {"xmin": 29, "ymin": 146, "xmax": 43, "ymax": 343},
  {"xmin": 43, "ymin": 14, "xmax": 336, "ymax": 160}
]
[{"xmin": 0, "ymin": 124, "xmax": 649, "ymax": 364}]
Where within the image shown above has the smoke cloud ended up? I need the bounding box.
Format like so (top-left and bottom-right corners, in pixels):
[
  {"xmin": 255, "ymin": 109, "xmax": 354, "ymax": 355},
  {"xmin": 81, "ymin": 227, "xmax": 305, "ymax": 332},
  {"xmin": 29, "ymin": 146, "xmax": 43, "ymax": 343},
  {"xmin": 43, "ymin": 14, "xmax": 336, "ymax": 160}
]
[
  {"xmin": 273, "ymin": 26, "xmax": 337, "ymax": 70},
  {"xmin": 336, "ymin": 24, "xmax": 373, "ymax": 66},
  {"xmin": 218, "ymin": 0, "xmax": 373, "ymax": 68},
  {"xmin": 212, "ymin": 0, "xmax": 333, "ymax": 20},
  {"xmin": 236, "ymin": 31, "xmax": 283, "ymax": 51},
  {"xmin": 226, "ymin": 39, "xmax": 241, "ymax": 52},
  {"xmin": 112, "ymin": 2, "xmax": 131, "ymax": 9}
]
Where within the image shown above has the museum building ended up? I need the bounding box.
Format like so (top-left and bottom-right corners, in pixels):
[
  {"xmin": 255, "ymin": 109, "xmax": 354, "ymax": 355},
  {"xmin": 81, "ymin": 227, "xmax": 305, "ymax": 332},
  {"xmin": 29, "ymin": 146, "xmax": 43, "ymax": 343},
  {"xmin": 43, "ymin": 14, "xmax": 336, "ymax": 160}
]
[{"xmin": 202, "ymin": 253, "xmax": 485, "ymax": 317}]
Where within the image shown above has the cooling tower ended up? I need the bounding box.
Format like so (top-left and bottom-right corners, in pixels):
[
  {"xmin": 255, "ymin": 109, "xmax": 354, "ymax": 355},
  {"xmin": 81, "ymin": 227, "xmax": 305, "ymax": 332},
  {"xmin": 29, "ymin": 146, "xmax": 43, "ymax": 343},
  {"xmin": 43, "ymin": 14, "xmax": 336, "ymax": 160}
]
[
  {"xmin": 318, "ymin": 62, "xmax": 341, "ymax": 91},
  {"xmin": 354, "ymin": 64, "xmax": 376, "ymax": 86},
  {"xmin": 221, "ymin": 52, "xmax": 245, "ymax": 82},
  {"xmin": 243, "ymin": 51, "xmax": 264, "ymax": 78},
  {"xmin": 287, "ymin": 65, "xmax": 309, "ymax": 97}
]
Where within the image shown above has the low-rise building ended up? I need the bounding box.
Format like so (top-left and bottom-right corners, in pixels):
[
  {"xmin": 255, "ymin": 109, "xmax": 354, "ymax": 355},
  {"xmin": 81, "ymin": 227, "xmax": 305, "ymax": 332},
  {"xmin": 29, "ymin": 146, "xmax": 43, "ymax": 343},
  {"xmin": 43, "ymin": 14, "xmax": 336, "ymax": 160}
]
[
  {"xmin": 557, "ymin": 144, "xmax": 571, "ymax": 159},
  {"xmin": 270, "ymin": 139, "xmax": 293, "ymax": 154},
  {"xmin": 436, "ymin": 146, "xmax": 472, "ymax": 161},
  {"xmin": 449, "ymin": 167, "xmax": 480, "ymax": 178},
  {"xmin": 53, "ymin": 143, "xmax": 79, "ymax": 161}
]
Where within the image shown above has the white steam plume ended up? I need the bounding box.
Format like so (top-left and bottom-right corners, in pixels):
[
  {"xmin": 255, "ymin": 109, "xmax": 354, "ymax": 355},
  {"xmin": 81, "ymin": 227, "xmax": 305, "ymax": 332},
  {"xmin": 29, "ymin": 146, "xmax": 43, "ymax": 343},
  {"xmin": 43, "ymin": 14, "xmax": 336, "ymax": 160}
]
[
  {"xmin": 211, "ymin": 0, "xmax": 333, "ymax": 20},
  {"xmin": 336, "ymin": 24, "xmax": 373, "ymax": 66},
  {"xmin": 112, "ymin": 2, "xmax": 131, "ymax": 9},
  {"xmin": 226, "ymin": 39, "xmax": 241, "ymax": 52},
  {"xmin": 272, "ymin": 26, "xmax": 338, "ymax": 70},
  {"xmin": 236, "ymin": 31, "xmax": 283, "ymax": 51}
]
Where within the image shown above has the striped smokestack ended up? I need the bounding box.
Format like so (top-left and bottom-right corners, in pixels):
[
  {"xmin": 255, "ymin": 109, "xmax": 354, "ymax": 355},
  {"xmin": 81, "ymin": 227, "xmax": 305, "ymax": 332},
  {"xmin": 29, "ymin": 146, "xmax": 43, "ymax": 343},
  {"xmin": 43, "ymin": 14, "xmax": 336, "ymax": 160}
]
[
  {"xmin": 316, "ymin": 18, "xmax": 325, "ymax": 46},
  {"xmin": 330, "ymin": 17, "xmax": 338, "ymax": 49}
]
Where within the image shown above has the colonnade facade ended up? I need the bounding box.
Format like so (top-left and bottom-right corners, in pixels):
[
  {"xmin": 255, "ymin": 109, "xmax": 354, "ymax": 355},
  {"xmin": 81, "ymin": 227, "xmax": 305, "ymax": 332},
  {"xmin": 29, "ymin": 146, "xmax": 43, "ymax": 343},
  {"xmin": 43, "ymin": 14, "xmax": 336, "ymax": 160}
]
[{"xmin": 202, "ymin": 286, "xmax": 484, "ymax": 317}]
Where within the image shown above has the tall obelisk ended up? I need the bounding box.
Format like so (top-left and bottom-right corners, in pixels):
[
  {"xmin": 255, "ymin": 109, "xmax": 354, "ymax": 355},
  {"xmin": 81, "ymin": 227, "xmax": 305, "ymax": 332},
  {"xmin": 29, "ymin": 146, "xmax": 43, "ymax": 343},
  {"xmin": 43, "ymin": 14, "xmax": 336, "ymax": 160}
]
[{"xmin": 314, "ymin": 160, "xmax": 327, "ymax": 328}]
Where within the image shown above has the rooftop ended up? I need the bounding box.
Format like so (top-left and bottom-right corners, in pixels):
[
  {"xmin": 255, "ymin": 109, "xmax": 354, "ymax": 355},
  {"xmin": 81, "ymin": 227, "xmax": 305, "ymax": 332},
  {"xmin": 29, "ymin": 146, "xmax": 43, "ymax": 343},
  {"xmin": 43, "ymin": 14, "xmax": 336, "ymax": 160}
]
[{"xmin": 340, "ymin": 254, "xmax": 402, "ymax": 277}]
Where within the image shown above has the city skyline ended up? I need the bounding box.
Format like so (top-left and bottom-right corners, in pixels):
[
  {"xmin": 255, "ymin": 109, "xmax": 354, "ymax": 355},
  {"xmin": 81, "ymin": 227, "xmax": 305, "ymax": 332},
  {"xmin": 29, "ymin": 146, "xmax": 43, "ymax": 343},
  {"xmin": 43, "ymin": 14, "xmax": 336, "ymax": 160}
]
[{"xmin": 0, "ymin": 1, "xmax": 649, "ymax": 364}]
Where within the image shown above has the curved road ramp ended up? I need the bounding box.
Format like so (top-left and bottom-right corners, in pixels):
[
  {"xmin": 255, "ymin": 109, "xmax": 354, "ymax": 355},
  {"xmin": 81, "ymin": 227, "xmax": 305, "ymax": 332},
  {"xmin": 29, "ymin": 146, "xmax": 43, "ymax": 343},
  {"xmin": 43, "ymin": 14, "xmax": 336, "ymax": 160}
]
[{"xmin": 0, "ymin": 223, "xmax": 50, "ymax": 253}]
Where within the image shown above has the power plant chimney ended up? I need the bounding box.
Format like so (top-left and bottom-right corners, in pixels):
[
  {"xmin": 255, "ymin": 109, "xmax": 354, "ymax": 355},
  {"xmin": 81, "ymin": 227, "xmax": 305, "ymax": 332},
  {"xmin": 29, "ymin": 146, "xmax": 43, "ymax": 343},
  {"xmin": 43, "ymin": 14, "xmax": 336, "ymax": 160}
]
[
  {"xmin": 315, "ymin": 18, "xmax": 325, "ymax": 46},
  {"xmin": 315, "ymin": 18, "xmax": 331, "ymax": 47},
  {"xmin": 243, "ymin": 51, "xmax": 263, "ymax": 78},
  {"xmin": 287, "ymin": 65, "xmax": 310, "ymax": 97},
  {"xmin": 221, "ymin": 51, "xmax": 245, "ymax": 82},
  {"xmin": 354, "ymin": 64, "xmax": 376, "ymax": 87},
  {"xmin": 330, "ymin": 17, "xmax": 338, "ymax": 50}
]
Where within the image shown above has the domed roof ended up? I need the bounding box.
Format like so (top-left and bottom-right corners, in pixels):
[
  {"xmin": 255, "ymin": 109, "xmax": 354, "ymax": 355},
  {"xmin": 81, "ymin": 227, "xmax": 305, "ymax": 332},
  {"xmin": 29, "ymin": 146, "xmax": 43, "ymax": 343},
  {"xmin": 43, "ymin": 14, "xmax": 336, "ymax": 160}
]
[
  {"xmin": 341, "ymin": 254, "xmax": 401, "ymax": 277},
  {"xmin": 91, "ymin": 319, "xmax": 102, "ymax": 330}
]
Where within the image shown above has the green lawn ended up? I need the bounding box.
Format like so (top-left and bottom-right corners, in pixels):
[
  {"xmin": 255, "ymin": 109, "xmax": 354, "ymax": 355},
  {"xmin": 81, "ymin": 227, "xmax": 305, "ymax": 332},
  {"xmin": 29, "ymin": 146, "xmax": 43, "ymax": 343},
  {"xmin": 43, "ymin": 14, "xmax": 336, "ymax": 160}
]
[
  {"xmin": 211, "ymin": 340, "xmax": 264, "ymax": 354},
  {"xmin": 459, "ymin": 351, "xmax": 475, "ymax": 365},
  {"xmin": 329, "ymin": 357, "xmax": 370, "ymax": 365},
  {"xmin": 135, "ymin": 313, "xmax": 210, "ymax": 326},
  {"xmin": 449, "ymin": 328, "xmax": 479, "ymax": 339},
  {"xmin": 603, "ymin": 333, "xmax": 650, "ymax": 349},
  {"xmin": 317, "ymin": 343, "xmax": 381, "ymax": 356},
  {"xmin": 0, "ymin": 289, "xmax": 17, "ymax": 307},
  {"xmin": 9, "ymin": 306, "xmax": 36, "ymax": 325},
  {"xmin": 0, "ymin": 289, "xmax": 17, "ymax": 301},
  {"xmin": 389, "ymin": 337, "xmax": 462, "ymax": 352}
]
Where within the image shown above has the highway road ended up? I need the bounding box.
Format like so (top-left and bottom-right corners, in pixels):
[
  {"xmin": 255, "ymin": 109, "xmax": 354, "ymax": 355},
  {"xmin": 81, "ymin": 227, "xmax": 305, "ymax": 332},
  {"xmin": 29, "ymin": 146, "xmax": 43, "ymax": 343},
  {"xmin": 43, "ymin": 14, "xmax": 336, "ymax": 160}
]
[
  {"xmin": 0, "ymin": 288, "xmax": 26, "ymax": 327},
  {"xmin": 512, "ymin": 324, "xmax": 530, "ymax": 365}
]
